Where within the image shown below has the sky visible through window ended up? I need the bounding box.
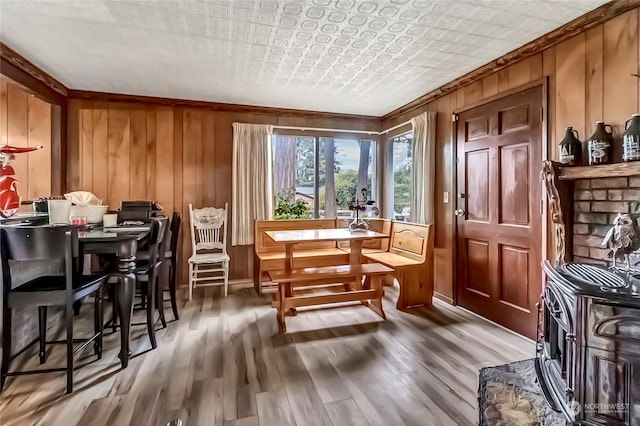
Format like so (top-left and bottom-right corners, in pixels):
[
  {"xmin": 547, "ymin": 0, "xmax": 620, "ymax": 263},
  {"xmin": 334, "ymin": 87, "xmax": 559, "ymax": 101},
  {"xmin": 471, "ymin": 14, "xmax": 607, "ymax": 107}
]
[{"xmin": 334, "ymin": 140, "xmax": 361, "ymax": 171}]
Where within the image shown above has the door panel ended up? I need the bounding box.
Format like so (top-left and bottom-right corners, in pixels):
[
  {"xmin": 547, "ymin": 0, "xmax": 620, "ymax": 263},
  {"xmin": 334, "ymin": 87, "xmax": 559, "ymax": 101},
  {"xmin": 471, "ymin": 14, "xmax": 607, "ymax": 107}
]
[
  {"xmin": 456, "ymin": 85, "xmax": 542, "ymax": 339},
  {"xmin": 466, "ymin": 239, "xmax": 491, "ymax": 297},
  {"xmin": 466, "ymin": 116, "xmax": 491, "ymax": 140},
  {"xmin": 500, "ymin": 143, "xmax": 530, "ymax": 225},
  {"xmin": 499, "ymin": 105, "xmax": 530, "ymax": 133},
  {"xmin": 499, "ymin": 245, "xmax": 530, "ymax": 311},
  {"xmin": 466, "ymin": 150, "xmax": 490, "ymax": 221}
]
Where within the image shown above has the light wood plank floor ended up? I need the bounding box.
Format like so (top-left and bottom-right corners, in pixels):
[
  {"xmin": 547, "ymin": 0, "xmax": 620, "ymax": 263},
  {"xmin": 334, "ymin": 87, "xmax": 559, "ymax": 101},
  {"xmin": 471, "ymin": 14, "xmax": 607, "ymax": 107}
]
[{"xmin": 0, "ymin": 285, "xmax": 534, "ymax": 426}]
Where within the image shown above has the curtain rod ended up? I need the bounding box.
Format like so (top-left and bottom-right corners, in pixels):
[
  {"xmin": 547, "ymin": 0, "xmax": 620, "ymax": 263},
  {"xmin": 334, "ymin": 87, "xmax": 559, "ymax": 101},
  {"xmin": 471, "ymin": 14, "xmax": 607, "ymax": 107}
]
[
  {"xmin": 273, "ymin": 125, "xmax": 378, "ymax": 135},
  {"xmin": 273, "ymin": 119, "xmax": 412, "ymax": 136},
  {"xmin": 379, "ymin": 119, "xmax": 411, "ymax": 135}
]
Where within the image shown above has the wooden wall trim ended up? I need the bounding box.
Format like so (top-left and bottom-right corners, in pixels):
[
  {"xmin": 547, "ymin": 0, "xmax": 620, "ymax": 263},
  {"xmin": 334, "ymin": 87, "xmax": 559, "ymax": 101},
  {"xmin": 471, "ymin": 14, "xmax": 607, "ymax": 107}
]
[
  {"xmin": 0, "ymin": 42, "xmax": 68, "ymax": 105},
  {"xmin": 453, "ymin": 79, "xmax": 545, "ymax": 114},
  {"xmin": 68, "ymin": 90, "xmax": 380, "ymax": 123},
  {"xmin": 382, "ymin": 0, "xmax": 640, "ymax": 122}
]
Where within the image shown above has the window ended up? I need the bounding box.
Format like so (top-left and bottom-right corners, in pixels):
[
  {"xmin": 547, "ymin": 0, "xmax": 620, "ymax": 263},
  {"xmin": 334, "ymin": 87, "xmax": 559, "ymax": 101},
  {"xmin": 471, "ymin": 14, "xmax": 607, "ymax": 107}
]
[
  {"xmin": 388, "ymin": 133, "xmax": 412, "ymax": 221},
  {"xmin": 272, "ymin": 135, "xmax": 376, "ymax": 219}
]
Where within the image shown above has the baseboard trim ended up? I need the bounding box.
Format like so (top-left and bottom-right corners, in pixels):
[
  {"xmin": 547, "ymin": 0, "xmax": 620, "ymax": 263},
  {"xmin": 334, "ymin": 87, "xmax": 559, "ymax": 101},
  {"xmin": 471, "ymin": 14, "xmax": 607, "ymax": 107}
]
[
  {"xmin": 456, "ymin": 305, "xmax": 536, "ymax": 344},
  {"xmin": 434, "ymin": 291, "xmax": 454, "ymax": 305},
  {"xmin": 176, "ymin": 279, "xmax": 254, "ymax": 291},
  {"xmin": 229, "ymin": 279, "xmax": 254, "ymax": 290}
]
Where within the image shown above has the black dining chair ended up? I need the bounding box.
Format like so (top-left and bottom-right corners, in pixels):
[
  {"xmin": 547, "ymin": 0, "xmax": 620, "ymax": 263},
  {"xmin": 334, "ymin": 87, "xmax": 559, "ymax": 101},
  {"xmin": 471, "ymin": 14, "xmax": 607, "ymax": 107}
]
[
  {"xmin": 136, "ymin": 217, "xmax": 169, "ymax": 333},
  {"xmin": 127, "ymin": 218, "xmax": 166, "ymax": 349},
  {"xmin": 0, "ymin": 226, "xmax": 108, "ymax": 394},
  {"xmin": 165, "ymin": 212, "xmax": 181, "ymax": 320}
]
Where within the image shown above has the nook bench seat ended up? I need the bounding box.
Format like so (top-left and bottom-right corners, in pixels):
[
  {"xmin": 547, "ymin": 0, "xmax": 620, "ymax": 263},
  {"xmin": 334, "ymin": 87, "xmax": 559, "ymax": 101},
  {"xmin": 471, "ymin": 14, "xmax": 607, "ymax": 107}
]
[
  {"xmin": 363, "ymin": 222, "xmax": 434, "ymax": 309},
  {"xmin": 268, "ymin": 263, "xmax": 392, "ymax": 331}
]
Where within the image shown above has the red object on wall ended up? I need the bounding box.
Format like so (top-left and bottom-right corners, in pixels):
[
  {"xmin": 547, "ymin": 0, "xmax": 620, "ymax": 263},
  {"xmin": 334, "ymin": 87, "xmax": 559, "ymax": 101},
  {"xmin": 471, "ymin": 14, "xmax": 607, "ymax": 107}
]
[{"xmin": 0, "ymin": 145, "xmax": 43, "ymax": 217}]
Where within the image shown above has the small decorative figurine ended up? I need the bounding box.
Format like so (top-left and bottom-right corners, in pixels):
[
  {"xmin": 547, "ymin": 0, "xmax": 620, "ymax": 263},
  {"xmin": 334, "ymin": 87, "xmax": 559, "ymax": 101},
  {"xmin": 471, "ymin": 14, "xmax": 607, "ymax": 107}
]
[
  {"xmin": 0, "ymin": 145, "xmax": 43, "ymax": 217},
  {"xmin": 601, "ymin": 213, "xmax": 640, "ymax": 270},
  {"xmin": 347, "ymin": 187, "xmax": 375, "ymax": 232}
]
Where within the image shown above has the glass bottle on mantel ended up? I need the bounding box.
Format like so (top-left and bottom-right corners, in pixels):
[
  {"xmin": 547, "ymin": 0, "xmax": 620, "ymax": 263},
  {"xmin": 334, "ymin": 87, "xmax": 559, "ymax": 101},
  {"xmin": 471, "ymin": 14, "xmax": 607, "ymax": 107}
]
[
  {"xmin": 587, "ymin": 121, "xmax": 613, "ymax": 165},
  {"xmin": 623, "ymin": 114, "xmax": 640, "ymax": 162},
  {"xmin": 558, "ymin": 127, "xmax": 581, "ymax": 165}
]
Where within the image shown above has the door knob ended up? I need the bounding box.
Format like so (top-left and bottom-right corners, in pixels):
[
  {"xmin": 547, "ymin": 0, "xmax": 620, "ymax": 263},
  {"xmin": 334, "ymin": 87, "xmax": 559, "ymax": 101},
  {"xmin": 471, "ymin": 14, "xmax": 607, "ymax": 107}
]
[{"xmin": 455, "ymin": 209, "xmax": 465, "ymax": 217}]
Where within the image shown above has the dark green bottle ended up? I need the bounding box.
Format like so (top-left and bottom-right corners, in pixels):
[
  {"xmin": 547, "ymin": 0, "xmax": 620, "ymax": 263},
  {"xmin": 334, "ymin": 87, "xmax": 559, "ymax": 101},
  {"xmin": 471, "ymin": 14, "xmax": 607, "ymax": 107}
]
[
  {"xmin": 623, "ymin": 114, "xmax": 640, "ymax": 162},
  {"xmin": 558, "ymin": 127, "xmax": 580, "ymax": 165},
  {"xmin": 586, "ymin": 121, "xmax": 613, "ymax": 165}
]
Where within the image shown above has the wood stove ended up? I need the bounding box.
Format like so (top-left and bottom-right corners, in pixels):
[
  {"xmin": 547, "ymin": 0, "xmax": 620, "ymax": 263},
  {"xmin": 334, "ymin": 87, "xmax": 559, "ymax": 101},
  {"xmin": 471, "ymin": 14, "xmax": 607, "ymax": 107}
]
[{"xmin": 536, "ymin": 261, "xmax": 640, "ymax": 425}]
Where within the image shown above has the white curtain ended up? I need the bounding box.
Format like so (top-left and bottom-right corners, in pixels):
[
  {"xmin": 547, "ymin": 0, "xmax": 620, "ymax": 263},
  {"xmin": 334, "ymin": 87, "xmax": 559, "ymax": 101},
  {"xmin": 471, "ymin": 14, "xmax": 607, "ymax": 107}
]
[
  {"xmin": 410, "ymin": 111, "xmax": 436, "ymax": 224},
  {"xmin": 231, "ymin": 123, "xmax": 274, "ymax": 246}
]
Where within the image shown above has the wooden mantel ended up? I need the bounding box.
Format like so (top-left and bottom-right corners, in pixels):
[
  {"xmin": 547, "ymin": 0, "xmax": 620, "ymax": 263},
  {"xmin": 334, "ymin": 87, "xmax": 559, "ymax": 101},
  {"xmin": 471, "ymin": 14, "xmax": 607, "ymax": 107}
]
[{"xmin": 558, "ymin": 162, "xmax": 640, "ymax": 180}]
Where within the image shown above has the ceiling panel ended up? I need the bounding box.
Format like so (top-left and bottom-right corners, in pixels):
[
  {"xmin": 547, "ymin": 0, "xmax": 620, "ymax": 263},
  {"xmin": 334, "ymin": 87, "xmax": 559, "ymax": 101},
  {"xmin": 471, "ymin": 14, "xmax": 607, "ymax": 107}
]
[{"xmin": 0, "ymin": 0, "xmax": 608, "ymax": 115}]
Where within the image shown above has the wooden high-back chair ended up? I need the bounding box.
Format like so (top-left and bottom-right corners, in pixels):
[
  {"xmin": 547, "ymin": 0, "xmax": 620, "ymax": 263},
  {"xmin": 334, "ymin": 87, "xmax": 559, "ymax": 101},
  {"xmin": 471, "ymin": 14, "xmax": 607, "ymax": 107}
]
[{"xmin": 188, "ymin": 203, "xmax": 229, "ymax": 300}]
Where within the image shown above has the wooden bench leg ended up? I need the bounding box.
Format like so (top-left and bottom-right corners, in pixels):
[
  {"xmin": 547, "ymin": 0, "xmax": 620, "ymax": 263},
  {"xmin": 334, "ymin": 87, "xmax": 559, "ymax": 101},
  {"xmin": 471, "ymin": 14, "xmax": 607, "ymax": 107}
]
[
  {"xmin": 396, "ymin": 267, "xmax": 432, "ymax": 309},
  {"xmin": 367, "ymin": 275, "xmax": 386, "ymax": 319},
  {"xmin": 277, "ymin": 283, "xmax": 286, "ymax": 332},
  {"xmin": 362, "ymin": 274, "xmax": 372, "ymax": 289},
  {"xmin": 254, "ymin": 262, "xmax": 263, "ymax": 295},
  {"xmin": 285, "ymin": 283, "xmax": 297, "ymax": 316},
  {"xmin": 351, "ymin": 275, "xmax": 369, "ymax": 306}
]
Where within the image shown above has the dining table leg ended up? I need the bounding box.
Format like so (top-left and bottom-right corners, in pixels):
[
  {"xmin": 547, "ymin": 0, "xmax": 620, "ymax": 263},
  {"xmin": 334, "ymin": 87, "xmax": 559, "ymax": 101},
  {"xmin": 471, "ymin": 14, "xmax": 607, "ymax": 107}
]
[
  {"xmin": 349, "ymin": 240, "xmax": 364, "ymax": 265},
  {"xmin": 284, "ymin": 243, "xmax": 297, "ymax": 316},
  {"xmin": 116, "ymin": 241, "xmax": 137, "ymax": 368},
  {"xmin": 348, "ymin": 239, "xmax": 367, "ymax": 303}
]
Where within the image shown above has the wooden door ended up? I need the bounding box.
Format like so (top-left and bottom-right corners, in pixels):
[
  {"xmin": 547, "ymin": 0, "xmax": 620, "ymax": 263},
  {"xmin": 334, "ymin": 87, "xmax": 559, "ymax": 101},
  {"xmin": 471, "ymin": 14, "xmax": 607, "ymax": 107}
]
[{"xmin": 456, "ymin": 86, "xmax": 543, "ymax": 339}]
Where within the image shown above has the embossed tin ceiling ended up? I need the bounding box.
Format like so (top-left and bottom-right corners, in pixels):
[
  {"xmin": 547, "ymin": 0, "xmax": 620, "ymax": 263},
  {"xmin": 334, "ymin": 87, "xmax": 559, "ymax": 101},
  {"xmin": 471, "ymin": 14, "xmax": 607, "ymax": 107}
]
[{"xmin": 0, "ymin": 0, "xmax": 607, "ymax": 115}]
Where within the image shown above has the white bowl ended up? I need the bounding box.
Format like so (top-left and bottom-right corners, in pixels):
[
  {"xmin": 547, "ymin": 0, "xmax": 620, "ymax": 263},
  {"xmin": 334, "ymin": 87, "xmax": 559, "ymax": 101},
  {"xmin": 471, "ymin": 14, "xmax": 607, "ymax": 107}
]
[{"xmin": 69, "ymin": 205, "xmax": 109, "ymax": 224}]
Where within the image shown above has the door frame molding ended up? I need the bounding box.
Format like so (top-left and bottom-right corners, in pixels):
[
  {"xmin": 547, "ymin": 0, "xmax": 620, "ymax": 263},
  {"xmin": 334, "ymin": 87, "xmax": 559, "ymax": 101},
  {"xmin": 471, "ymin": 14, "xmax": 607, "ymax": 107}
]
[{"xmin": 451, "ymin": 77, "xmax": 549, "ymax": 306}]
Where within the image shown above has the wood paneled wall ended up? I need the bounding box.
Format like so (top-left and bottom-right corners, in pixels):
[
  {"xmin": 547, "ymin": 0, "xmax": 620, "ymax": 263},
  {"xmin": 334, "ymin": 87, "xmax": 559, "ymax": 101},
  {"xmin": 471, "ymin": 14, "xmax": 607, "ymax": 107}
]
[
  {"xmin": 381, "ymin": 7, "xmax": 640, "ymax": 303},
  {"xmin": 0, "ymin": 78, "xmax": 52, "ymax": 204},
  {"xmin": 66, "ymin": 100, "xmax": 380, "ymax": 283}
]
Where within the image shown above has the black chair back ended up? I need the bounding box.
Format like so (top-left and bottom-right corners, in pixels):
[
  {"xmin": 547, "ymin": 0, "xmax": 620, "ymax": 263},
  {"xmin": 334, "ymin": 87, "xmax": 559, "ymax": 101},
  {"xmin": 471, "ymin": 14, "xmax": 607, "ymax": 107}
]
[
  {"xmin": 157, "ymin": 218, "xmax": 170, "ymax": 263},
  {"xmin": 146, "ymin": 218, "xmax": 168, "ymax": 277},
  {"xmin": 1, "ymin": 226, "xmax": 76, "ymax": 293},
  {"xmin": 146, "ymin": 220, "xmax": 161, "ymax": 261},
  {"xmin": 169, "ymin": 212, "xmax": 181, "ymax": 262},
  {"xmin": 1, "ymin": 226, "xmax": 77, "ymax": 261}
]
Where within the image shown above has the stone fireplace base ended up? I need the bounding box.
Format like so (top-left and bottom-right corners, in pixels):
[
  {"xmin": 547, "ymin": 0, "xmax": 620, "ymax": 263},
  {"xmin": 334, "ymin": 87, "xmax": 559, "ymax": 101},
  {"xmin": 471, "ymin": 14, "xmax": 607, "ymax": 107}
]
[{"xmin": 478, "ymin": 359, "xmax": 565, "ymax": 426}]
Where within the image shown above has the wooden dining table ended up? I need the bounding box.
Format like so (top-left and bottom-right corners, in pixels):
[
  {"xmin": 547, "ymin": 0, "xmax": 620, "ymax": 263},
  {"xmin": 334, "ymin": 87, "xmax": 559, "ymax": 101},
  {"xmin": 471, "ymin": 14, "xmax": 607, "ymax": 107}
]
[
  {"xmin": 265, "ymin": 228, "xmax": 388, "ymax": 272},
  {"xmin": 265, "ymin": 227, "xmax": 391, "ymax": 326},
  {"xmin": 79, "ymin": 227, "xmax": 150, "ymax": 368}
]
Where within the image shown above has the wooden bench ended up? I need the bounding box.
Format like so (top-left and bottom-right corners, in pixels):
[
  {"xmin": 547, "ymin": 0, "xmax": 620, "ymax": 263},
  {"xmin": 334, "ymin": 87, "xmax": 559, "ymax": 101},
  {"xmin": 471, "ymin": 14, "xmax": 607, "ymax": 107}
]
[
  {"xmin": 255, "ymin": 219, "xmax": 388, "ymax": 295},
  {"xmin": 363, "ymin": 221, "xmax": 434, "ymax": 309},
  {"xmin": 269, "ymin": 263, "xmax": 393, "ymax": 331}
]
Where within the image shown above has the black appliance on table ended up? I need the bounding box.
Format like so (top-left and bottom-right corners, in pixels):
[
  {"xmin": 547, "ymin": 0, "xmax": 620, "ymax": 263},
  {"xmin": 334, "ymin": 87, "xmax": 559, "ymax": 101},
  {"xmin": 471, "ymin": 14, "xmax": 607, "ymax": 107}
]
[{"xmin": 118, "ymin": 201, "xmax": 163, "ymax": 222}]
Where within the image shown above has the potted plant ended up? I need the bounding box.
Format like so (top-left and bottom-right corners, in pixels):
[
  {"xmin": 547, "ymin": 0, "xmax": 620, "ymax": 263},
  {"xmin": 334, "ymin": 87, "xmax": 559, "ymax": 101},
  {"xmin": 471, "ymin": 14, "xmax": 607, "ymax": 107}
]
[{"xmin": 275, "ymin": 189, "xmax": 310, "ymax": 219}]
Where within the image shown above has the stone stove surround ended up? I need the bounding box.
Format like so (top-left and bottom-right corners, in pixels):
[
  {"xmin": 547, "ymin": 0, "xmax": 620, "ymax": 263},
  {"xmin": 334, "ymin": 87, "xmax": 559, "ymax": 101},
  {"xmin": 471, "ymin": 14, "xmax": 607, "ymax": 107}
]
[{"xmin": 573, "ymin": 176, "xmax": 640, "ymax": 266}]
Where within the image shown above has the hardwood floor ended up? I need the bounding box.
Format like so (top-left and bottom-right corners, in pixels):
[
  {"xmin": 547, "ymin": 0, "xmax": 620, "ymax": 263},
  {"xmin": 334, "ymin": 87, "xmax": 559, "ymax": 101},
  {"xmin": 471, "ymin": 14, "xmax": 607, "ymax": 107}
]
[{"xmin": 0, "ymin": 285, "xmax": 534, "ymax": 426}]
